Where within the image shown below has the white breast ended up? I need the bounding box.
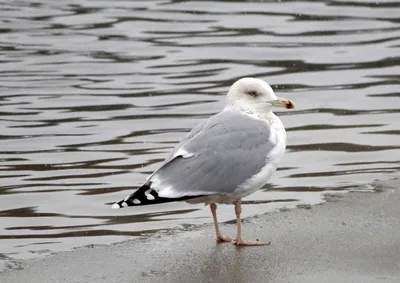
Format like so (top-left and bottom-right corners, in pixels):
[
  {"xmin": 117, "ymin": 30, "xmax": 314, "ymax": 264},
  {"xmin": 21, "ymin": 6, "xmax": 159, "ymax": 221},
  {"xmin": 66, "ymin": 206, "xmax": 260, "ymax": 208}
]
[{"xmin": 232, "ymin": 113, "xmax": 287, "ymax": 198}]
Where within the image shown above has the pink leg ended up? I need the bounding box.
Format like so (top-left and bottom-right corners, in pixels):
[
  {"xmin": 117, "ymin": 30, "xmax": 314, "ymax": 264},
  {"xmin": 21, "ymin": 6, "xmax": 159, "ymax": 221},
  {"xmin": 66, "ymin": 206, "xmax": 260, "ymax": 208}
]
[
  {"xmin": 210, "ymin": 203, "xmax": 233, "ymax": 243},
  {"xmin": 232, "ymin": 200, "xmax": 271, "ymax": 246}
]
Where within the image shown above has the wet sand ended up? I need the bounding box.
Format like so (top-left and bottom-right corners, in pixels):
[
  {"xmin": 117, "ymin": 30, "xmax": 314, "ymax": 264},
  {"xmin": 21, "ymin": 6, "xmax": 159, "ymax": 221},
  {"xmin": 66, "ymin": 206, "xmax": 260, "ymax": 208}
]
[{"xmin": 1, "ymin": 175, "xmax": 399, "ymax": 283}]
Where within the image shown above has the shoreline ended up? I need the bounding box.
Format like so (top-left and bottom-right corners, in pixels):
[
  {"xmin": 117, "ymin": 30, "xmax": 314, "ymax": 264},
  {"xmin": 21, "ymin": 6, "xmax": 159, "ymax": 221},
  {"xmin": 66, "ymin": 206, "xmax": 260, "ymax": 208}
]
[{"xmin": 1, "ymin": 175, "xmax": 399, "ymax": 283}]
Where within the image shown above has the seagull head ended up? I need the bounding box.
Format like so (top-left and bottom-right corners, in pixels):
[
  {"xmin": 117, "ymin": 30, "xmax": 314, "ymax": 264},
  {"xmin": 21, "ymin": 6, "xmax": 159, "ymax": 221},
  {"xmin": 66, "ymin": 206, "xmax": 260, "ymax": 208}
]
[{"xmin": 226, "ymin": 77, "xmax": 295, "ymax": 114}]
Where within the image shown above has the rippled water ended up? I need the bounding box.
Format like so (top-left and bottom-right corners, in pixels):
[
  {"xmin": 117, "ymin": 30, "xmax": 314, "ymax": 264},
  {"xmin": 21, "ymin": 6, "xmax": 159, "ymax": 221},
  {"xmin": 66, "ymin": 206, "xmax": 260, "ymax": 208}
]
[{"xmin": 1, "ymin": 0, "xmax": 399, "ymax": 270}]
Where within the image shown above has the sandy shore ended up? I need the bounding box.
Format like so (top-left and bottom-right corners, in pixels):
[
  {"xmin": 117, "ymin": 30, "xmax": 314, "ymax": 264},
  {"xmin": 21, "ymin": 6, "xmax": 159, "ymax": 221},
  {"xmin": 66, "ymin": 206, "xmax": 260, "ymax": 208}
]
[{"xmin": 1, "ymin": 175, "xmax": 399, "ymax": 283}]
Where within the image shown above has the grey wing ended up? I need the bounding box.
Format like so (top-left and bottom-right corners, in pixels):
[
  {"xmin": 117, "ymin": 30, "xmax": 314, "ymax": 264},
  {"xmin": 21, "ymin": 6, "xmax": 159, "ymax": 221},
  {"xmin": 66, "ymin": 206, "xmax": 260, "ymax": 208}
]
[
  {"xmin": 163, "ymin": 122, "xmax": 205, "ymax": 164},
  {"xmin": 149, "ymin": 109, "xmax": 276, "ymax": 198}
]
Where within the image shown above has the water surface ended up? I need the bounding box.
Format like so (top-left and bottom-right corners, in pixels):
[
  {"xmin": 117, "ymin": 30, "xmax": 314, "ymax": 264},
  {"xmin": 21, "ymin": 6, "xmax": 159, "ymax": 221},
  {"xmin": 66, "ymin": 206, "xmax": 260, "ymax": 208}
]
[{"xmin": 0, "ymin": 0, "xmax": 399, "ymax": 270}]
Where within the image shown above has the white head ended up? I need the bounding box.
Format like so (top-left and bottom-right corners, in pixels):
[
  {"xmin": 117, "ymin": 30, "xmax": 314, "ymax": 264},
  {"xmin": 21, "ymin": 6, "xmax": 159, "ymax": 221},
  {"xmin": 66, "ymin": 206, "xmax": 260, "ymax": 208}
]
[{"xmin": 226, "ymin": 77, "xmax": 294, "ymax": 115}]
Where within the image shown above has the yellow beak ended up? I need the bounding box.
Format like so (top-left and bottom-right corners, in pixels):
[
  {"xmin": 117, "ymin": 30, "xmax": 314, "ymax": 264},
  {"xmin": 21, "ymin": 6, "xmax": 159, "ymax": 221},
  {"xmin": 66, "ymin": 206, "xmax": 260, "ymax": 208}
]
[{"xmin": 267, "ymin": 97, "xmax": 295, "ymax": 109}]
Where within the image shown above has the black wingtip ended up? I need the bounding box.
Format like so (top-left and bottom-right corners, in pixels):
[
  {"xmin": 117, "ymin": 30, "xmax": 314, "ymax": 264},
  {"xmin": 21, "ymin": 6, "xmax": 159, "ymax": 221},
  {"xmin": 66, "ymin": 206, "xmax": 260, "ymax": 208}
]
[{"xmin": 111, "ymin": 183, "xmax": 204, "ymax": 209}]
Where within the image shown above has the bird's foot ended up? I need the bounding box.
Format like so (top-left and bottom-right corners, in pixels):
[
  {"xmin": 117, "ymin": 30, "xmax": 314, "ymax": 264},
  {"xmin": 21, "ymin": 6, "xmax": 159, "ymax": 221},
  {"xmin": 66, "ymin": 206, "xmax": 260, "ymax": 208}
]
[
  {"xmin": 232, "ymin": 238, "xmax": 271, "ymax": 246},
  {"xmin": 216, "ymin": 235, "xmax": 234, "ymax": 243}
]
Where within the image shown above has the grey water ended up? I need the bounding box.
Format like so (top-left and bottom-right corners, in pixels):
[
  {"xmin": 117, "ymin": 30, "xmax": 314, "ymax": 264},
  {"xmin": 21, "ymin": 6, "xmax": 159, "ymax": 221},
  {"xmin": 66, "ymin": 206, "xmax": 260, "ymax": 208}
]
[{"xmin": 0, "ymin": 0, "xmax": 399, "ymax": 270}]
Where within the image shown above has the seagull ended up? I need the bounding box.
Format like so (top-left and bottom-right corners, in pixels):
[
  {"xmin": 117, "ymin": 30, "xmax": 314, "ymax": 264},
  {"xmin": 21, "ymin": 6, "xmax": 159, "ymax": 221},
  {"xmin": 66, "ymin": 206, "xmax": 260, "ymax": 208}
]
[{"xmin": 112, "ymin": 77, "xmax": 295, "ymax": 246}]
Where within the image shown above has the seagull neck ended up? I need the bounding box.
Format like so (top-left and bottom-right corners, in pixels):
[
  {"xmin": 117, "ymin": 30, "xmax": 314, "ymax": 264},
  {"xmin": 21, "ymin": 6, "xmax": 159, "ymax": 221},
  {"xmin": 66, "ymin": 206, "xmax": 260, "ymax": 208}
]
[
  {"xmin": 225, "ymin": 105, "xmax": 279, "ymax": 123},
  {"xmin": 258, "ymin": 111, "xmax": 282, "ymax": 126}
]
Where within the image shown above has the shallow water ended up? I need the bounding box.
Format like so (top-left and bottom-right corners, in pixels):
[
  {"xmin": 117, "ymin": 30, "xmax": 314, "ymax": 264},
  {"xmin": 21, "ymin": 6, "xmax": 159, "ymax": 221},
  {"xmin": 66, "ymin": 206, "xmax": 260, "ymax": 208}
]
[{"xmin": 0, "ymin": 0, "xmax": 399, "ymax": 269}]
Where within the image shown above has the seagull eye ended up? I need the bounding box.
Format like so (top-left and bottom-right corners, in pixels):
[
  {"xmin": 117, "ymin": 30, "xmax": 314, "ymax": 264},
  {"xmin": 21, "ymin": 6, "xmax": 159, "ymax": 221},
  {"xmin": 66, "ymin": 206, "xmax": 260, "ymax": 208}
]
[{"xmin": 247, "ymin": 91, "xmax": 258, "ymax": 97}]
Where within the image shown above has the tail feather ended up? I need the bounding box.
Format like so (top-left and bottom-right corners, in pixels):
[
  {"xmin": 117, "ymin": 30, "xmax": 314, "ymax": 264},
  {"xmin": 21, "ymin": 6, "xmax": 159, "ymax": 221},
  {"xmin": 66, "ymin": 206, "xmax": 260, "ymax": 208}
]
[{"xmin": 111, "ymin": 183, "xmax": 202, "ymax": 209}]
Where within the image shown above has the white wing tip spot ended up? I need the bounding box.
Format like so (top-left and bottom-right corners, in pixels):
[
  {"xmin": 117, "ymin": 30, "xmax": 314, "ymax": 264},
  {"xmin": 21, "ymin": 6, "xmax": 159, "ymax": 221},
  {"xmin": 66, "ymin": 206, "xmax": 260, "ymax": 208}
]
[
  {"xmin": 111, "ymin": 203, "xmax": 120, "ymax": 209},
  {"xmin": 145, "ymin": 189, "xmax": 155, "ymax": 200},
  {"xmin": 133, "ymin": 199, "xmax": 141, "ymax": 204}
]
